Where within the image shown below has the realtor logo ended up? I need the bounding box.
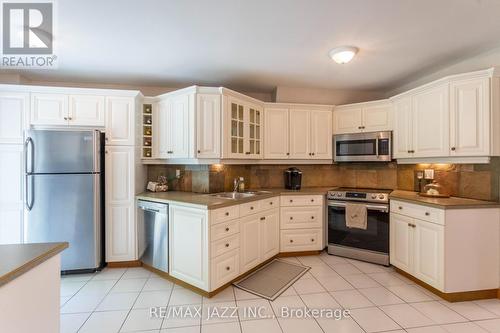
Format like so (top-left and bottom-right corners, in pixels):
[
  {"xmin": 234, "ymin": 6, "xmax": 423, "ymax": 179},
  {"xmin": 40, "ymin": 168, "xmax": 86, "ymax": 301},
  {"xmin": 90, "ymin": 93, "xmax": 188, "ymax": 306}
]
[{"xmin": 1, "ymin": 0, "xmax": 57, "ymax": 67}]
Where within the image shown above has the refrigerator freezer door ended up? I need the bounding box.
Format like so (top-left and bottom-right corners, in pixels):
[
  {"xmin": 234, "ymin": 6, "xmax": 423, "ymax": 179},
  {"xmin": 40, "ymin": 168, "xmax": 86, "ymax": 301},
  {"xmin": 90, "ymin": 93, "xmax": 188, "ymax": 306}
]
[
  {"xmin": 25, "ymin": 129, "xmax": 101, "ymax": 174},
  {"xmin": 25, "ymin": 173, "xmax": 101, "ymax": 271}
]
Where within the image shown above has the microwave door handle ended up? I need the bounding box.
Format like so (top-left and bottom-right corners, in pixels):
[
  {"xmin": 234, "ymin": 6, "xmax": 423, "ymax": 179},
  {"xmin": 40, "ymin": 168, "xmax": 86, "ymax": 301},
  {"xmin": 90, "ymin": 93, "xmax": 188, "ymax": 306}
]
[{"xmin": 376, "ymin": 136, "xmax": 379, "ymax": 158}]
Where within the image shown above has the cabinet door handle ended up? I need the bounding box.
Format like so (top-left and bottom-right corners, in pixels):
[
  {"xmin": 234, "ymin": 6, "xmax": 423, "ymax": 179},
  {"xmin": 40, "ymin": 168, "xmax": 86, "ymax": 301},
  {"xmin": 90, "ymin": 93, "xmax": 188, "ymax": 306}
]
[
  {"xmin": 63, "ymin": 117, "xmax": 68, "ymax": 120},
  {"xmin": 225, "ymin": 243, "xmax": 230, "ymax": 247},
  {"xmin": 289, "ymin": 199, "xmax": 293, "ymax": 203},
  {"xmin": 311, "ymin": 152, "xmax": 315, "ymax": 156},
  {"xmin": 451, "ymin": 147, "xmax": 456, "ymax": 151},
  {"xmin": 105, "ymin": 150, "xmax": 108, "ymax": 154},
  {"xmin": 398, "ymin": 206, "xmax": 403, "ymax": 210},
  {"xmin": 311, "ymin": 238, "xmax": 315, "ymax": 242},
  {"xmin": 68, "ymin": 117, "xmax": 72, "ymax": 120},
  {"xmin": 286, "ymin": 152, "xmax": 290, "ymax": 156},
  {"xmin": 269, "ymin": 202, "xmax": 273, "ymax": 205},
  {"xmin": 225, "ymin": 227, "xmax": 229, "ymax": 232},
  {"xmin": 197, "ymin": 150, "xmax": 201, "ymax": 153},
  {"xmin": 260, "ymin": 216, "xmax": 265, "ymax": 221},
  {"xmin": 226, "ymin": 266, "xmax": 230, "ymax": 271},
  {"xmin": 311, "ymin": 199, "xmax": 314, "ymax": 202},
  {"xmin": 245, "ymin": 152, "xmax": 251, "ymax": 155},
  {"xmin": 425, "ymin": 212, "xmax": 430, "ymax": 216},
  {"xmin": 225, "ymin": 212, "xmax": 229, "ymax": 216},
  {"xmin": 311, "ymin": 216, "xmax": 315, "ymax": 219},
  {"xmin": 289, "ymin": 239, "xmax": 293, "ymax": 243},
  {"xmin": 289, "ymin": 217, "xmax": 293, "ymax": 220},
  {"xmin": 250, "ymin": 206, "xmax": 254, "ymax": 210}
]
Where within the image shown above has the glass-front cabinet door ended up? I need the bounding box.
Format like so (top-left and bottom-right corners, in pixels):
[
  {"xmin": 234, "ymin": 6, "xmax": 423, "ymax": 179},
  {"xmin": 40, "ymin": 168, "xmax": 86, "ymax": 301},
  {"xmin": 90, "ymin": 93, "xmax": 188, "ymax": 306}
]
[{"xmin": 227, "ymin": 96, "xmax": 263, "ymax": 159}]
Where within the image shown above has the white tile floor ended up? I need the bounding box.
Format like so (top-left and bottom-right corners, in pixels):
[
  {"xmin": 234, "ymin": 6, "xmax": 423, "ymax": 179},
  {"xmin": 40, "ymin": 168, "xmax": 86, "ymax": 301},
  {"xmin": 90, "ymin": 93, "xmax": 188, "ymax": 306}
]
[{"xmin": 60, "ymin": 252, "xmax": 500, "ymax": 333}]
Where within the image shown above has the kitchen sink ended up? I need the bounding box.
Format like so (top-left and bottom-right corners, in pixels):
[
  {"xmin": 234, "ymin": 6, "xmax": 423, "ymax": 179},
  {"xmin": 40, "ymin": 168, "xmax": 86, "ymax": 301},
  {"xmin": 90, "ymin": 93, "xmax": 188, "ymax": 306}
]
[{"xmin": 210, "ymin": 191, "xmax": 272, "ymax": 200}]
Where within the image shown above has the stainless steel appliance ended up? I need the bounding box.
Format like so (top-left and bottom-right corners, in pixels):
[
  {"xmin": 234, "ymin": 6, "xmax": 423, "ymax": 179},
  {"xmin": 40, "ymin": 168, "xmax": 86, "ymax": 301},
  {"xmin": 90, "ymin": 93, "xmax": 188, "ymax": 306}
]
[
  {"xmin": 284, "ymin": 167, "xmax": 302, "ymax": 190},
  {"xmin": 24, "ymin": 129, "xmax": 103, "ymax": 272},
  {"xmin": 327, "ymin": 187, "xmax": 391, "ymax": 265},
  {"xmin": 137, "ymin": 200, "xmax": 168, "ymax": 273},
  {"xmin": 334, "ymin": 131, "xmax": 392, "ymax": 162}
]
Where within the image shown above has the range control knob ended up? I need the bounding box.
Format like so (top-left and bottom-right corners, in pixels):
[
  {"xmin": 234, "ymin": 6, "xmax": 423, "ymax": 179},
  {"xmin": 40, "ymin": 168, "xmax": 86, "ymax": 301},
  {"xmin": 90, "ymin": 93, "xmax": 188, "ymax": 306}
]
[
  {"xmin": 378, "ymin": 194, "xmax": 385, "ymax": 199},
  {"xmin": 371, "ymin": 194, "xmax": 377, "ymax": 199}
]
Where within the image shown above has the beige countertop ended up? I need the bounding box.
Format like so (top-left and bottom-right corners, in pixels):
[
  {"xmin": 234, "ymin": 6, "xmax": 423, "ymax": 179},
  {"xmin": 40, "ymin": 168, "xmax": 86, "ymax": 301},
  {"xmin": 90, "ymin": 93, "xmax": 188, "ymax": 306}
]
[
  {"xmin": 137, "ymin": 187, "xmax": 330, "ymax": 209},
  {"xmin": 390, "ymin": 190, "xmax": 500, "ymax": 209},
  {"xmin": 0, "ymin": 242, "xmax": 68, "ymax": 288}
]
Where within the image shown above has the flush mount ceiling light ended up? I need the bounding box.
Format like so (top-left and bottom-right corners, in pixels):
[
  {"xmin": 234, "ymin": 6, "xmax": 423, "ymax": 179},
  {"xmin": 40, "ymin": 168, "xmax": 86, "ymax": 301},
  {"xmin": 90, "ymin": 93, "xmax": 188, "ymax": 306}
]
[{"xmin": 329, "ymin": 46, "xmax": 358, "ymax": 64}]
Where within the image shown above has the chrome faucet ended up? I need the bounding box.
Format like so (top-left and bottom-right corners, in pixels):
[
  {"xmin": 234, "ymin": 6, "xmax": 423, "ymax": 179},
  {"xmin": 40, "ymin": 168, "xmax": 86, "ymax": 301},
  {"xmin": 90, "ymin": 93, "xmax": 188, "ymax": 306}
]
[{"xmin": 233, "ymin": 177, "xmax": 245, "ymax": 193}]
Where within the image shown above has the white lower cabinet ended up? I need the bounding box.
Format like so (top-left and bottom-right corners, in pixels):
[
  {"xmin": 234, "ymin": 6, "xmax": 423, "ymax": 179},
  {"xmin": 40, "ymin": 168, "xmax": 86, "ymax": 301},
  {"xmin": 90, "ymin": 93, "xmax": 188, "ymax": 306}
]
[
  {"xmin": 390, "ymin": 199, "xmax": 499, "ymax": 293},
  {"xmin": 279, "ymin": 195, "xmax": 324, "ymax": 252},
  {"xmin": 169, "ymin": 205, "xmax": 209, "ymax": 290}
]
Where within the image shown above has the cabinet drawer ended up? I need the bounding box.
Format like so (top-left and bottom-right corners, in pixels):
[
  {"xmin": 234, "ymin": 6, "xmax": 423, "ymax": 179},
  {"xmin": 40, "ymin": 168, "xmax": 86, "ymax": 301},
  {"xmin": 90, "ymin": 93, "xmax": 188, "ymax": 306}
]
[
  {"xmin": 211, "ymin": 219, "xmax": 239, "ymax": 241},
  {"xmin": 211, "ymin": 234, "xmax": 240, "ymax": 258},
  {"xmin": 211, "ymin": 249, "xmax": 239, "ymax": 290},
  {"xmin": 280, "ymin": 229, "xmax": 322, "ymax": 252},
  {"xmin": 280, "ymin": 195, "xmax": 323, "ymax": 207},
  {"xmin": 211, "ymin": 205, "xmax": 240, "ymax": 225},
  {"xmin": 260, "ymin": 196, "xmax": 279, "ymax": 211},
  {"xmin": 280, "ymin": 206, "xmax": 322, "ymax": 229},
  {"xmin": 391, "ymin": 200, "xmax": 444, "ymax": 225},
  {"xmin": 239, "ymin": 200, "xmax": 261, "ymax": 217}
]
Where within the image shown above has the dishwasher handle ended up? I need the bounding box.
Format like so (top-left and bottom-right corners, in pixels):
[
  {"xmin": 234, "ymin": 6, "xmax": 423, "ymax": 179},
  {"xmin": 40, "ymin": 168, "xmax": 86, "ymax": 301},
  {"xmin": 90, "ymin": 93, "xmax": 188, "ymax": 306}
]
[{"xmin": 137, "ymin": 200, "xmax": 168, "ymax": 214}]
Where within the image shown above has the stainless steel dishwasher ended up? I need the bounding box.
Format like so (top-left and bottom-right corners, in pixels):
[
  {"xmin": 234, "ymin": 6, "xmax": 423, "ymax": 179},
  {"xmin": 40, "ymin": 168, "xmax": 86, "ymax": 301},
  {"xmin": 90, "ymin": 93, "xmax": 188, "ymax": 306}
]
[{"xmin": 137, "ymin": 200, "xmax": 168, "ymax": 273}]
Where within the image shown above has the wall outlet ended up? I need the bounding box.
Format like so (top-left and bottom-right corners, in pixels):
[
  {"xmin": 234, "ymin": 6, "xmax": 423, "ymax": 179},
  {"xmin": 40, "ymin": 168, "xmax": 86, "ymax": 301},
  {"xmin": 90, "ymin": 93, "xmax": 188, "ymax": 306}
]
[
  {"xmin": 424, "ymin": 169, "xmax": 434, "ymax": 180},
  {"xmin": 175, "ymin": 169, "xmax": 181, "ymax": 179}
]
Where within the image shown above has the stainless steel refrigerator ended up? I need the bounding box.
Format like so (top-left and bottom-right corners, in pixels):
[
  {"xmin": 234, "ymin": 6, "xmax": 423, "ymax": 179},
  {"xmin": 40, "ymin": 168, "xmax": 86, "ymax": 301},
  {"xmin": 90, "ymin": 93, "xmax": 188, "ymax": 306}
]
[{"xmin": 24, "ymin": 129, "xmax": 103, "ymax": 272}]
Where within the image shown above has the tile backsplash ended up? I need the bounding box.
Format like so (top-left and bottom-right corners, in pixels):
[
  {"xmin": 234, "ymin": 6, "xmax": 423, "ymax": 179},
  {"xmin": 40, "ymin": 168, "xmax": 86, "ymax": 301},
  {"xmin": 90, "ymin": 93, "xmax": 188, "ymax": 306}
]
[{"xmin": 147, "ymin": 158, "xmax": 500, "ymax": 201}]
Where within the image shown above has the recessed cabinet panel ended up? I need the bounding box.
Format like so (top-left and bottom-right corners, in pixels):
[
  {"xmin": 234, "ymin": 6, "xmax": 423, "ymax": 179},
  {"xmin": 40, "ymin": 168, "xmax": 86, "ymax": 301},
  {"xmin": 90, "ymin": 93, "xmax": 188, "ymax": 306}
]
[
  {"xmin": 105, "ymin": 203, "xmax": 135, "ymax": 261},
  {"xmin": 333, "ymin": 107, "xmax": 362, "ymax": 134},
  {"xmin": 260, "ymin": 209, "xmax": 279, "ymax": 261},
  {"xmin": 310, "ymin": 110, "xmax": 332, "ymax": 159},
  {"xmin": 412, "ymin": 84, "xmax": 450, "ymax": 157},
  {"xmin": 105, "ymin": 146, "xmax": 133, "ymax": 204},
  {"xmin": 289, "ymin": 109, "xmax": 310, "ymax": 158},
  {"xmin": 0, "ymin": 93, "xmax": 27, "ymax": 144},
  {"xmin": 389, "ymin": 213, "xmax": 412, "ymax": 272},
  {"xmin": 450, "ymin": 78, "xmax": 489, "ymax": 156},
  {"xmin": 31, "ymin": 93, "xmax": 68, "ymax": 126},
  {"xmin": 264, "ymin": 108, "xmax": 289, "ymax": 159},
  {"xmin": 105, "ymin": 97, "xmax": 134, "ymax": 146},
  {"xmin": 196, "ymin": 94, "xmax": 221, "ymax": 158},
  {"xmin": 69, "ymin": 95, "xmax": 105, "ymax": 127},
  {"xmin": 413, "ymin": 219, "xmax": 444, "ymax": 289},
  {"xmin": 393, "ymin": 97, "xmax": 413, "ymax": 158},
  {"xmin": 239, "ymin": 215, "xmax": 261, "ymax": 272},
  {"xmin": 362, "ymin": 104, "xmax": 392, "ymax": 132}
]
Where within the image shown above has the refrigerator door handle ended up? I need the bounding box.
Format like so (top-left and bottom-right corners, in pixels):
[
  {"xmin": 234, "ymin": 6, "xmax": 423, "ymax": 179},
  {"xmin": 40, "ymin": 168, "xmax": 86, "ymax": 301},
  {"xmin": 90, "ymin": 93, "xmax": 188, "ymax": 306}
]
[
  {"xmin": 25, "ymin": 174, "xmax": 34, "ymax": 211},
  {"xmin": 93, "ymin": 130, "xmax": 101, "ymax": 172},
  {"xmin": 24, "ymin": 137, "xmax": 34, "ymax": 174}
]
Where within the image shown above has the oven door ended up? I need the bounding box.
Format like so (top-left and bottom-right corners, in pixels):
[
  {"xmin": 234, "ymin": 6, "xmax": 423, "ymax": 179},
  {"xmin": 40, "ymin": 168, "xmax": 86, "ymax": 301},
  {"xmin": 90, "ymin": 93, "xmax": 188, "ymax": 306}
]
[
  {"xmin": 334, "ymin": 131, "xmax": 391, "ymax": 162},
  {"xmin": 327, "ymin": 201, "xmax": 389, "ymax": 254}
]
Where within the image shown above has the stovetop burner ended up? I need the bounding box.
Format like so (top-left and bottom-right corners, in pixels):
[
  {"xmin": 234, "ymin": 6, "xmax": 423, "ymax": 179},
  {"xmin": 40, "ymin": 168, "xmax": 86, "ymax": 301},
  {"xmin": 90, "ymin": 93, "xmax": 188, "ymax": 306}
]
[{"xmin": 327, "ymin": 187, "xmax": 392, "ymax": 203}]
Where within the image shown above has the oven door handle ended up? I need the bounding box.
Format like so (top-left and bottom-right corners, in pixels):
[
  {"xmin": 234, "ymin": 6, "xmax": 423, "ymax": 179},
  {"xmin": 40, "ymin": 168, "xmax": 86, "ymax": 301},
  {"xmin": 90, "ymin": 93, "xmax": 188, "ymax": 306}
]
[{"xmin": 327, "ymin": 201, "xmax": 389, "ymax": 212}]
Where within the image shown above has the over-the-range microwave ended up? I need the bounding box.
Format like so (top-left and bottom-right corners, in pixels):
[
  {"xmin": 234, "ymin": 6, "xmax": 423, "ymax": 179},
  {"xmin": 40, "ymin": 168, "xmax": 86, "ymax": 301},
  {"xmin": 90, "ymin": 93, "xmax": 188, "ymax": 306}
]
[{"xmin": 333, "ymin": 131, "xmax": 392, "ymax": 162}]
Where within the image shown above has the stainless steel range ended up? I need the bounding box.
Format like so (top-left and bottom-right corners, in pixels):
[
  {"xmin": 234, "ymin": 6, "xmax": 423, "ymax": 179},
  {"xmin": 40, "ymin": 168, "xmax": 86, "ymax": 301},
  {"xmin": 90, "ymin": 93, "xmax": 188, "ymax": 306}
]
[{"xmin": 327, "ymin": 187, "xmax": 392, "ymax": 266}]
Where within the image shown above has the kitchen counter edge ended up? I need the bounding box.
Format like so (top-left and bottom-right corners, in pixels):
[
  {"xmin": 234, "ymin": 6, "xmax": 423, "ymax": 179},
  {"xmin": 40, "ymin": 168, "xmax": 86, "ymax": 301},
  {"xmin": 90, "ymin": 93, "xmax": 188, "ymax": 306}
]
[{"xmin": 390, "ymin": 190, "xmax": 500, "ymax": 209}]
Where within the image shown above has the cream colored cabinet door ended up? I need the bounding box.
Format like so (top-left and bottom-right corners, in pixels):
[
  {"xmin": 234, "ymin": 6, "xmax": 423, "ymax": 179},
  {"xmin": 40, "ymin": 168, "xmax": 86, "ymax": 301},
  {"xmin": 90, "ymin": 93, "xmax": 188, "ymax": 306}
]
[
  {"xmin": 260, "ymin": 209, "xmax": 279, "ymax": 261},
  {"xmin": 196, "ymin": 94, "xmax": 221, "ymax": 158},
  {"xmin": 170, "ymin": 94, "xmax": 190, "ymax": 158},
  {"xmin": 264, "ymin": 107, "xmax": 289, "ymax": 159},
  {"xmin": 104, "ymin": 146, "xmax": 136, "ymax": 262},
  {"xmin": 30, "ymin": 93, "xmax": 69, "ymax": 126},
  {"xmin": 105, "ymin": 97, "xmax": 135, "ymax": 146},
  {"xmin": 0, "ymin": 145, "xmax": 24, "ymax": 244},
  {"xmin": 68, "ymin": 95, "xmax": 105, "ymax": 127},
  {"xmin": 154, "ymin": 99, "xmax": 170, "ymax": 158},
  {"xmin": 240, "ymin": 215, "xmax": 261, "ymax": 272},
  {"xmin": 412, "ymin": 218, "xmax": 444, "ymax": 290},
  {"xmin": 362, "ymin": 103, "xmax": 392, "ymax": 132},
  {"xmin": 289, "ymin": 109, "xmax": 310, "ymax": 158},
  {"xmin": 393, "ymin": 97, "xmax": 413, "ymax": 159},
  {"xmin": 169, "ymin": 205, "xmax": 209, "ymax": 290},
  {"xmin": 412, "ymin": 84, "xmax": 450, "ymax": 157},
  {"xmin": 333, "ymin": 106, "xmax": 362, "ymax": 134},
  {"xmin": 389, "ymin": 213, "xmax": 412, "ymax": 273},
  {"xmin": 450, "ymin": 77, "xmax": 490, "ymax": 156},
  {"xmin": 310, "ymin": 110, "xmax": 332, "ymax": 159},
  {"xmin": 0, "ymin": 93, "xmax": 28, "ymax": 144},
  {"xmin": 247, "ymin": 105, "xmax": 262, "ymax": 158},
  {"xmin": 226, "ymin": 96, "xmax": 246, "ymax": 158}
]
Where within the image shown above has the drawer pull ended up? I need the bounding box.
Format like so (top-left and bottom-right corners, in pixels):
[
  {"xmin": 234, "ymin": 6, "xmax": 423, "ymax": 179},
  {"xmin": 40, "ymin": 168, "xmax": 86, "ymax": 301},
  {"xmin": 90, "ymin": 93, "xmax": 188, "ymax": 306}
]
[
  {"xmin": 225, "ymin": 243, "xmax": 230, "ymax": 247},
  {"xmin": 225, "ymin": 212, "xmax": 229, "ymax": 216},
  {"xmin": 425, "ymin": 212, "xmax": 430, "ymax": 216},
  {"xmin": 63, "ymin": 117, "xmax": 68, "ymax": 120},
  {"xmin": 269, "ymin": 202, "xmax": 273, "ymax": 205},
  {"xmin": 226, "ymin": 266, "xmax": 230, "ymax": 271},
  {"xmin": 289, "ymin": 217, "xmax": 293, "ymax": 220},
  {"xmin": 311, "ymin": 199, "xmax": 314, "ymax": 202},
  {"xmin": 260, "ymin": 217, "xmax": 266, "ymax": 221},
  {"xmin": 398, "ymin": 206, "xmax": 403, "ymax": 210},
  {"xmin": 289, "ymin": 239, "xmax": 293, "ymax": 243},
  {"xmin": 225, "ymin": 227, "xmax": 229, "ymax": 232},
  {"xmin": 311, "ymin": 238, "xmax": 314, "ymax": 242},
  {"xmin": 289, "ymin": 199, "xmax": 293, "ymax": 203},
  {"xmin": 311, "ymin": 216, "xmax": 314, "ymax": 219},
  {"xmin": 250, "ymin": 206, "xmax": 254, "ymax": 210}
]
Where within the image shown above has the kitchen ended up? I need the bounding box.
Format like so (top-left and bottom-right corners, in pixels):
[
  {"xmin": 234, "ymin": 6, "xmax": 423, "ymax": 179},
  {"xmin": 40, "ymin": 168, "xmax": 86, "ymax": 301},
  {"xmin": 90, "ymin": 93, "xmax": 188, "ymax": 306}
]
[{"xmin": 2, "ymin": 1, "xmax": 500, "ymax": 333}]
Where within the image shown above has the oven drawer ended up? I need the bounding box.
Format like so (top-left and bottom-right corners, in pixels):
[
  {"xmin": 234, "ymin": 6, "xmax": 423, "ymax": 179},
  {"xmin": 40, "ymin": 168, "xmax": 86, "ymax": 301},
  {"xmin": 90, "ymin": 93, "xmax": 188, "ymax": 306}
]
[
  {"xmin": 281, "ymin": 206, "xmax": 323, "ymax": 229},
  {"xmin": 390, "ymin": 200, "xmax": 444, "ymax": 225},
  {"xmin": 280, "ymin": 229, "xmax": 322, "ymax": 252},
  {"xmin": 281, "ymin": 195, "xmax": 323, "ymax": 207}
]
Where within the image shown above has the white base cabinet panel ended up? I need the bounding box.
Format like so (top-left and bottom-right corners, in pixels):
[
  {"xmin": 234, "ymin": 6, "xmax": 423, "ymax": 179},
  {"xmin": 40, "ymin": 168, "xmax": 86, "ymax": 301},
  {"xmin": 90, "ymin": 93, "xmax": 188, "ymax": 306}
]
[{"xmin": 390, "ymin": 199, "xmax": 499, "ymax": 293}]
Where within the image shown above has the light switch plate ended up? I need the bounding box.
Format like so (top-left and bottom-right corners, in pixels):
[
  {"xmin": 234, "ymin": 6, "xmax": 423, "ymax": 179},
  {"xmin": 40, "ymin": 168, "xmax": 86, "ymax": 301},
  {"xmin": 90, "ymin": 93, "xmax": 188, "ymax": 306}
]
[{"xmin": 424, "ymin": 169, "xmax": 434, "ymax": 180}]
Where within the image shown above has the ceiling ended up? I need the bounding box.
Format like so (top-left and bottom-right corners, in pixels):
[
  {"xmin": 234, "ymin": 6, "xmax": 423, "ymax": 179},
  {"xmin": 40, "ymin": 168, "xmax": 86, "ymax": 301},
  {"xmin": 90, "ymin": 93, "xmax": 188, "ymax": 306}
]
[{"xmin": 7, "ymin": 0, "xmax": 500, "ymax": 93}]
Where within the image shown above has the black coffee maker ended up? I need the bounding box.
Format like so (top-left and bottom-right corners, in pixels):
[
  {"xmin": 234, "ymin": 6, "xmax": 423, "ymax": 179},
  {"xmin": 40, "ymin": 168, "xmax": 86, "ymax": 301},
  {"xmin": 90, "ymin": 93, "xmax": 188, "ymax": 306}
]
[{"xmin": 284, "ymin": 167, "xmax": 302, "ymax": 190}]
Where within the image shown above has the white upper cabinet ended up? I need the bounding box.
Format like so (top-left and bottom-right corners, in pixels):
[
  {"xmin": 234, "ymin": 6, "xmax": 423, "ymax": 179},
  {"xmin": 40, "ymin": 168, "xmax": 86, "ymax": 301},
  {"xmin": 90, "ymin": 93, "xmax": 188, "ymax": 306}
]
[
  {"xmin": 0, "ymin": 92, "xmax": 28, "ymax": 144},
  {"xmin": 196, "ymin": 94, "xmax": 221, "ymax": 158},
  {"xmin": 105, "ymin": 96, "xmax": 135, "ymax": 146},
  {"xmin": 69, "ymin": 95, "xmax": 105, "ymax": 127},
  {"xmin": 333, "ymin": 106, "xmax": 362, "ymax": 134},
  {"xmin": 30, "ymin": 93, "xmax": 68, "ymax": 126},
  {"xmin": 333, "ymin": 100, "xmax": 391, "ymax": 134},
  {"xmin": 393, "ymin": 97, "xmax": 413, "ymax": 159},
  {"xmin": 224, "ymin": 95, "xmax": 263, "ymax": 159},
  {"xmin": 310, "ymin": 110, "xmax": 332, "ymax": 159},
  {"xmin": 263, "ymin": 107, "xmax": 289, "ymax": 159},
  {"xmin": 412, "ymin": 84, "xmax": 450, "ymax": 157},
  {"xmin": 289, "ymin": 109, "xmax": 310, "ymax": 159},
  {"xmin": 450, "ymin": 77, "xmax": 490, "ymax": 156}
]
